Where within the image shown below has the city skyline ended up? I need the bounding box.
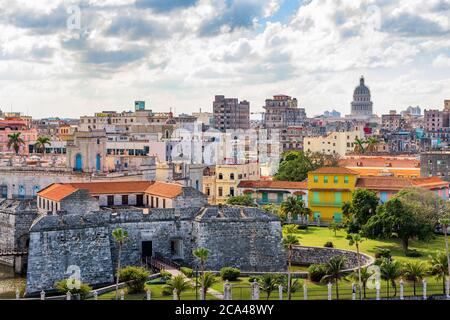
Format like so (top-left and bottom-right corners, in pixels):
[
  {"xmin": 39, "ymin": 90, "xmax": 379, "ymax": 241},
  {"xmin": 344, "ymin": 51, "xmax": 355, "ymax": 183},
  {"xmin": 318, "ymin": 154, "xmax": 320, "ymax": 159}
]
[{"xmin": 0, "ymin": 0, "xmax": 450, "ymax": 118}]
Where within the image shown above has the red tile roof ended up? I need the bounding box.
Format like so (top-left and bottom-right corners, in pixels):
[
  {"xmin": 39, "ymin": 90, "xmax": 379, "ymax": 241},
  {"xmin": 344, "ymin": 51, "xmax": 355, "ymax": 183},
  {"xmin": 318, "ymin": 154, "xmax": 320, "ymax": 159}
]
[
  {"xmin": 356, "ymin": 176, "xmax": 448, "ymax": 191},
  {"xmin": 310, "ymin": 167, "xmax": 359, "ymax": 175},
  {"xmin": 237, "ymin": 180, "xmax": 308, "ymax": 190},
  {"xmin": 37, "ymin": 183, "xmax": 78, "ymax": 201},
  {"xmin": 340, "ymin": 156, "xmax": 420, "ymax": 169},
  {"xmin": 145, "ymin": 181, "xmax": 183, "ymax": 198}
]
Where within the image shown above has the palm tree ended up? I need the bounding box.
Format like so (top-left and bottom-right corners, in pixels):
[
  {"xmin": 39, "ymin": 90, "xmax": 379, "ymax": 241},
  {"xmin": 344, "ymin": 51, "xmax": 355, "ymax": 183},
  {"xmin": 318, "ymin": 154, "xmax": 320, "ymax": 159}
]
[
  {"xmin": 402, "ymin": 261, "xmax": 427, "ymax": 296},
  {"xmin": 380, "ymin": 258, "xmax": 402, "ymax": 297},
  {"xmin": 351, "ymin": 267, "xmax": 373, "ymax": 299},
  {"xmin": 439, "ymin": 217, "xmax": 450, "ymax": 291},
  {"xmin": 354, "ymin": 138, "xmax": 366, "ymax": 155},
  {"xmin": 112, "ymin": 228, "xmax": 129, "ymax": 299},
  {"xmin": 7, "ymin": 133, "xmax": 25, "ymax": 155},
  {"xmin": 428, "ymin": 252, "xmax": 449, "ymax": 294},
  {"xmin": 258, "ymin": 274, "xmax": 279, "ymax": 300},
  {"xmin": 193, "ymin": 247, "xmax": 210, "ymax": 299},
  {"xmin": 34, "ymin": 136, "xmax": 51, "ymax": 154},
  {"xmin": 197, "ymin": 272, "xmax": 218, "ymax": 299},
  {"xmin": 321, "ymin": 256, "xmax": 348, "ymax": 300},
  {"xmin": 283, "ymin": 234, "xmax": 299, "ymax": 300},
  {"xmin": 284, "ymin": 224, "xmax": 298, "ymax": 235},
  {"xmin": 366, "ymin": 136, "xmax": 379, "ymax": 153},
  {"xmin": 165, "ymin": 275, "xmax": 192, "ymax": 300},
  {"xmin": 329, "ymin": 221, "xmax": 342, "ymax": 237},
  {"xmin": 281, "ymin": 196, "xmax": 305, "ymax": 223},
  {"xmin": 348, "ymin": 233, "xmax": 364, "ymax": 300}
]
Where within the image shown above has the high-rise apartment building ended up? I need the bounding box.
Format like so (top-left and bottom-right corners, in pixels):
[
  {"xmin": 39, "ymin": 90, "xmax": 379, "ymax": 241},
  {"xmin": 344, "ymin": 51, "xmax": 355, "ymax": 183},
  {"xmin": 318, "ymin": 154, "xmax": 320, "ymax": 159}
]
[{"xmin": 213, "ymin": 95, "xmax": 250, "ymax": 131}]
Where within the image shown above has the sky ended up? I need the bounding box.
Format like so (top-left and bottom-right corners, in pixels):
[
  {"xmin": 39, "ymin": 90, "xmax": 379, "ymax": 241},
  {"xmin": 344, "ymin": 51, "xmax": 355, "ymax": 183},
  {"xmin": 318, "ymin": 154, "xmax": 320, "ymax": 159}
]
[{"xmin": 0, "ymin": 0, "xmax": 450, "ymax": 119}]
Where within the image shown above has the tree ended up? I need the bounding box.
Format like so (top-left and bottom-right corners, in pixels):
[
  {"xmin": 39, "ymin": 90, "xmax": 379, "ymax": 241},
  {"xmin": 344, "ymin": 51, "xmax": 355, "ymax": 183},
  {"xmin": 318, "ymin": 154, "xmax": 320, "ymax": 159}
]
[
  {"xmin": 344, "ymin": 189, "xmax": 379, "ymax": 231},
  {"xmin": 198, "ymin": 272, "xmax": 219, "ymax": 299},
  {"xmin": 226, "ymin": 195, "xmax": 257, "ymax": 207},
  {"xmin": 321, "ymin": 256, "xmax": 348, "ymax": 300},
  {"xmin": 438, "ymin": 216, "xmax": 450, "ymax": 290},
  {"xmin": 354, "ymin": 138, "xmax": 367, "ymax": 154},
  {"xmin": 118, "ymin": 266, "xmax": 150, "ymax": 293},
  {"xmin": 281, "ymin": 196, "xmax": 306, "ymax": 223},
  {"xmin": 112, "ymin": 228, "xmax": 129, "ymax": 299},
  {"xmin": 348, "ymin": 233, "xmax": 364, "ymax": 300},
  {"xmin": 329, "ymin": 221, "xmax": 343, "ymax": 237},
  {"xmin": 428, "ymin": 252, "xmax": 449, "ymax": 294},
  {"xmin": 34, "ymin": 136, "xmax": 51, "ymax": 154},
  {"xmin": 274, "ymin": 151, "xmax": 340, "ymax": 182},
  {"xmin": 258, "ymin": 274, "xmax": 280, "ymax": 300},
  {"xmin": 363, "ymin": 198, "xmax": 434, "ymax": 253},
  {"xmin": 402, "ymin": 261, "xmax": 427, "ymax": 296},
  {"xmin": 164, "ymin": 275, "xmax": 192, "ymax": 300},
  {"xmin": 7, "ymin": 133, "xmax": 25, "ymax": 155},
  {"xmin": 366, "ymin": 136, "xmax": 379, "ymax": 153},
  {"xmin": 351, "ymin": 267, "xmax": 373, "ymax": 299},
  {"xmin": 283, "ymin": 234, "xmax": 299, "ymax": 300},
  {"xmin": 380, "ymin": 258, "xmax": 402, "ymax": 297},
  {"xmin": 193, "ymin": 247, "xmax": 210, "ymax": 299}
]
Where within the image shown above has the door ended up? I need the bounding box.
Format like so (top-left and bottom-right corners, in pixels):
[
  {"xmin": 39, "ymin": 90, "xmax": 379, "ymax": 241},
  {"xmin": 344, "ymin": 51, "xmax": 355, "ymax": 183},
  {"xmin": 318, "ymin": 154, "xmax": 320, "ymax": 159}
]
[
  {"xmin": 142, "ymin": 241, "xmax": 153, "ymax": 260},
  {"xmin": 75, "ymin": 154, "xmax": 82, "ymax": 171},
  {"xmin": 136, "ymin": 194, "xmax": 144, "ymax": 206},
  {"xmin": 261, "ymin": 192, "xmax": 268, "ymax": 203},
  {"xmin": 96, "ymin": 154, "xmax": 101, "ymax": 171},
  {"xmin": 107, "ymin": 195, "xmax": 114, "ymax": 206}
]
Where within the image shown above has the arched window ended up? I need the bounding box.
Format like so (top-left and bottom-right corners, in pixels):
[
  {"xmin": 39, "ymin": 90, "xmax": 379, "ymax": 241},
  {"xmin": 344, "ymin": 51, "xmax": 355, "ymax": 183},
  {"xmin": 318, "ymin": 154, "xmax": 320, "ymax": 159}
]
[
  {"xmin": 75, "ymin": 153, "xmax": 82, "ymax": 171},
  {"xmin": 33, "ymin": 185, "xmax": 41, "ymax": 197}
]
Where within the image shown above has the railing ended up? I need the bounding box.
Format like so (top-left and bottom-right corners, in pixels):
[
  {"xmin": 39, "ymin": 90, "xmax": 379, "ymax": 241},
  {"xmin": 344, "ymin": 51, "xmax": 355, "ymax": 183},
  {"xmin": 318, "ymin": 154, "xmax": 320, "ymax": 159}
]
[{"xmin": 149, "ymin": 253, "xmax": 181, "ymax": 271}]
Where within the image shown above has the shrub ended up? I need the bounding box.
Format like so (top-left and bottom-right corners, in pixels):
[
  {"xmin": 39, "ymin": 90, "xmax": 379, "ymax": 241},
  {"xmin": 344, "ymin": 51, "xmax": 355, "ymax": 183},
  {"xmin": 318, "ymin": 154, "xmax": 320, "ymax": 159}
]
[
  {"xmin": 220, "ymin": 267, "xmax": 241, "ymax": 281},
  {"xmin": 405, "ymin": 249, "xmax": 422, "ymax": 258},
  {"xmin": 118, "ymin": 266, "xmax": 150, "ymax": 293},
  {"xmin": 307, "ymin": 264, "xmax": 327, "ymax": 282},
  {"xmin": 54, "ymin": 279, "xmax": 92, "ymax": 300},
  {"xmin": 248, "ymin": 276, "xmax": 259, "ymax": 283},
  {"xmin": 298, "ymin": 225, "xmax": 308, "ymax": 230},
  {"xmin": 180, "ymin": 267, "xmax": 193, "ymax": 278},
  {"xmin": 324, "ymin": 241, "xmax": 334, "ymax": 248},
  {"xmin": 160, "ymin": 270, "xmax": 172, "ymax": 280},
  {"xmin": 374, "ymin": 248, "xmax": 391, "ymax": 259}
]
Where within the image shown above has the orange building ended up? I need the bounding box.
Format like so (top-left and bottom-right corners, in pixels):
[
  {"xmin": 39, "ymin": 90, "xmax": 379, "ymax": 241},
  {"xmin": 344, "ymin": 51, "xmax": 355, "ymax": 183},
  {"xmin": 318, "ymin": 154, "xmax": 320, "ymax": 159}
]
[{"xmin": 339, "ymin": 156, "xmax": 420, "ymax": 177}]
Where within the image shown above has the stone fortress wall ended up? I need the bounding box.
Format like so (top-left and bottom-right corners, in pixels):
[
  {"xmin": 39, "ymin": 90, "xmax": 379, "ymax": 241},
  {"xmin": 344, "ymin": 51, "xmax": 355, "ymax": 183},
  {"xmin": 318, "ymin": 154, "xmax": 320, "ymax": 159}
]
[{"xmin": 26, "ymin": 206, "xmax": 286, "ymax": 294}]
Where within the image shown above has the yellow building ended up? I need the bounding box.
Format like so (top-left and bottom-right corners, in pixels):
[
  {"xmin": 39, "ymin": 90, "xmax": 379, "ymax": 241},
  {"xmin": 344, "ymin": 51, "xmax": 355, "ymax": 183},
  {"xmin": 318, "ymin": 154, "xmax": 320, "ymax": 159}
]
[
  {"xmin": 307, "ymin": 167, "xmax": 359, "ymax": 223},
  {"xmin": 203, "ymin": 163, "xmax": 260, "ymax": 205},
  {"xmin": 303, "ymin": 130, "xmax": 363, "ymax": 157}
]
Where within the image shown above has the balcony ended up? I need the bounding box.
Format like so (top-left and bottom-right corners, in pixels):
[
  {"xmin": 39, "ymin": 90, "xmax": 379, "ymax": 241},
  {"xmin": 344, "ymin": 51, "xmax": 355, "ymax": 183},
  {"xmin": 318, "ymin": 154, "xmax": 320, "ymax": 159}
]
[{"xmin": 310, "ymin": 201, "xmax": 343, "ymax": 207}]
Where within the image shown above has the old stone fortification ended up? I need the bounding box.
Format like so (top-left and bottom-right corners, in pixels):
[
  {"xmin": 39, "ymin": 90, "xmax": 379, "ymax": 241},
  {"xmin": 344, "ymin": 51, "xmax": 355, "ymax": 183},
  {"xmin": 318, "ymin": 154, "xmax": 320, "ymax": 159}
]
[
  {"xmin": 26, "ymin": 207, "xmax": 286, "ymax": 294},
  {"xmin": 291, "ymin": 246, "xmax": 374, "ymax": 270}
]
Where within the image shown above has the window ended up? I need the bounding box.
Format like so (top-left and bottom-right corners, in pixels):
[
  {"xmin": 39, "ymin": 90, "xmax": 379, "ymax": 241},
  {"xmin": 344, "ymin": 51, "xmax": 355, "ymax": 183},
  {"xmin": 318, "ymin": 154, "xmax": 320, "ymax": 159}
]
[
  {"xmin": 324, "ymin": 176, "xmax": 328, "ymax": 184},
  {"xmin": 230, "ymin": 173, "xmax": 235, "ymax": 180},
  {"xmin": 218, "ymin": 173, "xmax": 223, "ymax": 180},
  {"xmin": 334, "ymin": 176, "xmax": 338, "ymax": 183},
  {"xmin": 121, "ymin": 195, "xmax": 128, "ymax": 205},
  {"xmin": 206, "ymin": 188, "xmax": 210, "ymax": 196},
  {"xmin": 335, "ymin": 192, "xmax": 342, "ymax": 204},
  {"xmin": 230, "ymin": 187, "xmax": 235, "ymax": 197},
  {"xmin": 312, "ymin": 192, "xmax": 320, "ymax": 203},
  {"xmin": 313, "ymin": 176, "xmax": 318, "ymax": 183},
  {"xmin": 107, "ymin": 195, "xmax": 114, "ymax": 206},
  {"xmin": 218, "ymin": 187, "xmax": 223, "ymax": 197},
  {"xmin": 344, "ymin": 176, "xmax": 349, "ymax": 184}
]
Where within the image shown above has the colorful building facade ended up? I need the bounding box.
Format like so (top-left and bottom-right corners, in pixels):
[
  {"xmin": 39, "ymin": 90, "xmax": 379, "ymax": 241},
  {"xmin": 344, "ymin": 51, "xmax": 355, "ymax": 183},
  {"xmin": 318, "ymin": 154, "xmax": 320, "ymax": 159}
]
[
  {"xmin": 307, "ymin": 167, "xmax": 359, "ymax": 223},
  {"xmin": 237, "ymin": 180, "xmax": 308, "ymax": 206}
]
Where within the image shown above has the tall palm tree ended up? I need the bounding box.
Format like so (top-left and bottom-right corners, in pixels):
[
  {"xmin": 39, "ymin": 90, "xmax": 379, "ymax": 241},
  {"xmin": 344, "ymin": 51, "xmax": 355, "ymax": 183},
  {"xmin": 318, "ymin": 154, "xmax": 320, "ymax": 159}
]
[
  {"xmin": 366, "ymin": 136, "xmax": 379, "ymax": 153},
  {"xmin": 193, "ymin": 247, "xmax": 210, "ymax": 299},
  {"xmin": 283, "ymin": 234, "xmax": 299, "ymax": 300},
  {"xmin": 354, "ymin": 138, "xmax": 367, "ymax": 155},
  {"xmin": 402, "ymin": 261, "xmax": 427, "ymax": 296},
  {"xmin": 428, "ymin": 252, "xmax": 449, "ymax": 294},
  {"xmin": 197, "ymin": 272, "xmax": 219, "ymax": 299},
  {"xmin": 351, "ymin": 267, "xmax": 373, "ymax": 299},
  {"xmin": 281, "ymin": 196, "xmax": 305, "ymax": 223},
  {"xmin": 348, "ymin": 233, "xmax": 364, "ymax": 300},
  {"xmin": 380, "ymin": 258, "xmax": 402, "ymax": 297},
  {"xmin": 439, "ymin": 217, "xmax": 450, "ymax": 291},
  {"xmin": 112, "ymin": 228, "xmax": 129, "ymax": 299},
  {"xmin": 165, "ymin": 275, "xmax": 192, "ymax": 300},
  {"xmin": 7, "ymin": 133, "xmax": 25, "ymax": 155},
  {"xmin": 321, "ymin": 256, "xmax": 348, "ymax": 300},
  {"xmin": 258, "ymin": 274, "xmax": 279, "ymax": 300},
  {"xmin": 34, "ymin": 136, "xmax": 51, "ymax": 154}
]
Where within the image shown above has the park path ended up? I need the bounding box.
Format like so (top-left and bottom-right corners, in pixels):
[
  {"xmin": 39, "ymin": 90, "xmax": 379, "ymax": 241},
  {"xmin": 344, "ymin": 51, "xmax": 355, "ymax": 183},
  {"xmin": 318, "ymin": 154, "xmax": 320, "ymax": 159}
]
[{"xmin": 158, "ymin": 262, "xmax": 224, "ymax": 300}]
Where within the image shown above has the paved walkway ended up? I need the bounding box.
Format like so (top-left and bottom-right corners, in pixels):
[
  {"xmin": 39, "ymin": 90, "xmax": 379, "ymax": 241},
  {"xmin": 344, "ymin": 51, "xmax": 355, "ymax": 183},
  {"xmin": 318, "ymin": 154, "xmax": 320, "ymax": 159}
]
[{"xmin": 158, "ymin": 262, "xmax": 224, "ymax": 300}]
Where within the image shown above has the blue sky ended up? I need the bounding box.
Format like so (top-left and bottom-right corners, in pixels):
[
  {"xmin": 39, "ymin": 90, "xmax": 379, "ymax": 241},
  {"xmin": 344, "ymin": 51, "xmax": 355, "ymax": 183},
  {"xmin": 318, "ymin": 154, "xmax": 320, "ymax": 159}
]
[{"xmin": 0, "ymin": 0, "xmax": 449, "ymax": 118}]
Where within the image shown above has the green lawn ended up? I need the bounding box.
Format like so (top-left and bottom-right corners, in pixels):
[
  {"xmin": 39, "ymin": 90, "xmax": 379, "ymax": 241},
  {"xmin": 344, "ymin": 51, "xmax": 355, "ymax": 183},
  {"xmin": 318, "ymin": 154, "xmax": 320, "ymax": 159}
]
[{"xmin": 290, "ymin": 226, "xmax": 446, "ymax": 263}]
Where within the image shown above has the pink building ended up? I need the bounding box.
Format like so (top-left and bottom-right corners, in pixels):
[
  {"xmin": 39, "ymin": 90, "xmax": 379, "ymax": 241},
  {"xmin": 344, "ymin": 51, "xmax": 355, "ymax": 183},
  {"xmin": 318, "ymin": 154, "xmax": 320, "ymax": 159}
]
[{"xmin": 0, "ymin": 120, "xmax": 38, "ymax": 154}]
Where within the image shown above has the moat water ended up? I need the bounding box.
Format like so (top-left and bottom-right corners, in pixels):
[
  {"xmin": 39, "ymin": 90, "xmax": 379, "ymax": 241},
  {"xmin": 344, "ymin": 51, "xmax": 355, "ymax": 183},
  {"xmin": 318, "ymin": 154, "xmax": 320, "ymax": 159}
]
[{"xmin": 0, "ymin": 264, "xmax": 26, "ymax": 299}]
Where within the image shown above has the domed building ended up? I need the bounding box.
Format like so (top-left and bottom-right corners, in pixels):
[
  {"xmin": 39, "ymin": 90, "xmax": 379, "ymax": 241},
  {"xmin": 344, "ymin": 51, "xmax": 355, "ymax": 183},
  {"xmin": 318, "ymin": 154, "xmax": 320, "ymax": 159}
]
[{"xmin": 350, "ymin": 76, "xmax": 373, "ymax": 118}]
